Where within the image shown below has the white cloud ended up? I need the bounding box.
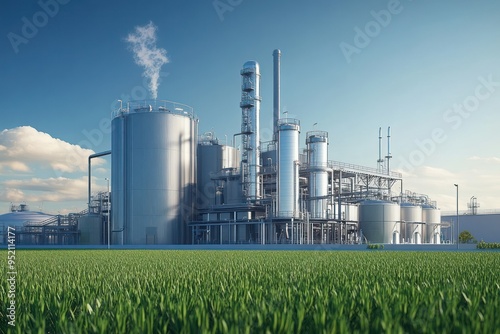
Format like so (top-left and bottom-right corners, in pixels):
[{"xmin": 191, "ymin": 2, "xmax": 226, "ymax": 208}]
[
  {"xmin": 416, "ymin": 166, "xmax": 455, "ymax": 179},
  {"xmin": 468, "ymin": 156, "xmax": 500, "ymax": 163},
  {"xmin": 2, "ymin": 161, "xmax": 30, "ymax": 172},
  {"xmin": 0, "ymin": 127, "xmax": 110, "ymax": 214},
  {"xmin": 400, "ymin": 163, "xmax": 500, "ymax": 212},
  {"xmin": 0, "ymin": 126, "xmax": 104, "ymax": 173},
  {"xmin": 0, "ymin": 176, "xmax": 89, "ymax": 202},
  {"xmin": 0, "ymin": 188, "xmax": 25, "ymax": 203},
  {"xmin": 94, "ymin": 167, "xmax": 108, "ymax": 175}
]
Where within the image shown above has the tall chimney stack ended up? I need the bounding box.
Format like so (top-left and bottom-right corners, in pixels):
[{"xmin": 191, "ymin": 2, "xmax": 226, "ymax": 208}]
[{"xmin": 273, "ymin": 49, "xmax": 281, "ymax": 142}]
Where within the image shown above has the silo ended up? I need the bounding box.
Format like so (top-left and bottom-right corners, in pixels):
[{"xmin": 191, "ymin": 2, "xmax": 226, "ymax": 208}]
[
  {"xmin": 278, "ymin": 118, "xmax": 300, "ymax": 218},
  {"xmin": 423, "ymin": 205, "xmax": 441, "ymax": 244},
  {"xmin": 111, "ymin": 100, "xmax": 198, "ymax": 245},
  {"xmin": 359, "ymin": 200, "xmax": 400, "ymax": 244},
  {"xmin": 307, "ymin": 131, "xmax": 329, "ymax": 219},
  {"xmin": 400, "ymin": 203, "xmax": 423, "ymax": 244},
  {"xmin": 240, "ymin": 61, "xmax": 261, "ymax": 201}
]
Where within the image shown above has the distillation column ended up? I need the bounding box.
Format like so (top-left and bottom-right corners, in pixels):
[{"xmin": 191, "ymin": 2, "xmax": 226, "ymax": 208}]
[
  {"xmin": 307, "ymin": 131, "xmax": 329, "ymax": 219},
  {"xmin": 278, "ymin": 118, "xmax": 300, "ymax": 217},
  {"xmin": 240, "ymin": 61, "xmax": 262, "ymax": 202}
]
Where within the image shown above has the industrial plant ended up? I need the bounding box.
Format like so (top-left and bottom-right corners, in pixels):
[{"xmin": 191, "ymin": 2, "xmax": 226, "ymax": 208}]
[{"xmin": 2, "ymin": 49, "xmax": 459, "ymax": 246}]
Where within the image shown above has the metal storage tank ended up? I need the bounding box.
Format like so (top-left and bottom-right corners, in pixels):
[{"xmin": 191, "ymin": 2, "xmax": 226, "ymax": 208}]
[
  {"xmin": 307, "ymin": 131, "xmax": 329, "ymax": 219},
  {"xmin": 0, "ymin": 206, "xmax": 54, "ymax": 229},
  {"xmin": 278, "ymin": 118, "xmax": 300, "ymax": 218},
  {"xmin": 111, "ymin": 100, "xmax": 198, "ymax": 245},
  {"xmin": 240, "ymin": 61, "xmax": 261, "ymax": 201},
  {"xmin": 224, "ymin": 175, "xmax": 243, "ymax": 204},
  {"xmin": 358, "ymin": 200, "xmax": 400, "ymax": 244},
  {"xmin": 423, "ymin": 205, "xmax": 441, "ymax": 244},
  {"xmin": 347, "ymin": 204, "xmax": 359, "ymax": 222},
  {"xmin": 261, "ymin": 149, "xmax": 277, "ymax": 169},
  {"xmin": 197, "ymin": 140, "xmax": 239, "ymax": 209},
  {"xmin": 79, "ymin": 215, "xmax": 103, "ymax": 245},
  {"xmin": 400, "ymin": 203, "xmax": 423, "ymax": 244},
  {"xmin": 0, "ymin": 205, "xmax": 54, "ymax": 244}
]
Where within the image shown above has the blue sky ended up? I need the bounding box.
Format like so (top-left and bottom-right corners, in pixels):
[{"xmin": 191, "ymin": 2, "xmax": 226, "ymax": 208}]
[{"xmin": 1, "ymin": 0, "xmax": 499, "ymax": 214}]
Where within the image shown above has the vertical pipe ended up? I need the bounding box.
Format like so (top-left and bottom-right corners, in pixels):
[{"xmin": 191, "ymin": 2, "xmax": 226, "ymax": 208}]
[
  {"xmin": 455, "ymin": 184, "xmax": 459, "ymax": 249},
  {"xmin": 377, "ymin": 127, "xmax": 383, "ymax": 172},
  {"xmin": 106, "ymin": 177, "xmax": 110, "ymax": 249},
  {"xmin": 386, "ymin": 126, "xmax": 392, "ymax": 195},
  {"xmin": 273, "ymin": 49, "xmax": 281, "ymax": 142},
  {"xmin": 321, "ymin": 223, "xmax": 324, "ymax": 244},
  {"xmin": 273, "ymin": 50, "xmax": 281, "ymax": 218},
  {"xmin": 88, "ymin": 151, "xmax": 111, "ymax": 212},
  {"xmin": 88, "ymin": 158, "xmax": 91, "ymax": 213},
  {"xmin": 261, "ymin": 223, "xmax": 265, "ymax": 245},
  {"xmin": 338, "ymin": 170, "xmax": 342, "ymax": 221},
  {"xmin": 386, "ymin": 126, "xmax": 391, "ymax": 175},
  {"xmin": 294, "ymin": 160, "xmax": 299, "ymax": 217}
]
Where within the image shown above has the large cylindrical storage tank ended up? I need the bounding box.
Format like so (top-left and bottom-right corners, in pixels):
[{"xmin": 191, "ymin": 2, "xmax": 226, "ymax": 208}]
[
  {"xmin": 359, "ymin": 200, "xmax": 400, "ymax": 244},
  {"xmin": 400, "ymin": 203, "xmax": 423, "ymax": 244},
  {"xmin": 423, "ymin": 205, "xmax": 441, "ymax": 244},
  {"xmin": 111, "ymin": 100, "xmax": 198, "ymax": 245},
  {"xmin": 307, "ymin": 131, "xmax": 329, "ymax": 219},
  {"xmin": 278, "ymin": 118, "xmax": 300, "ymax": 218}
]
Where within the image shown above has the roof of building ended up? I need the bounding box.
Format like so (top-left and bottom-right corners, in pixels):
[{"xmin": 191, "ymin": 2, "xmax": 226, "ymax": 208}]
[{"xmin": 0, "ymin": 210, "xmax": 54, "ymax": 227}]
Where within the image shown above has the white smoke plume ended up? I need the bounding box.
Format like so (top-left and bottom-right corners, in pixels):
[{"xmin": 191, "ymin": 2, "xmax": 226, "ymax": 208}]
[{"xmin": 126, "ymin": 21, "xmax": 168, "ymax": 99}]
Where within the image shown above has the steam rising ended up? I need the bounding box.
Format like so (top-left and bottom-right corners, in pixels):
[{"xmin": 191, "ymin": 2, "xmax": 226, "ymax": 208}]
[{"xmin": 126, "ymin": 21, "xmax": 168, "ymax": 99}]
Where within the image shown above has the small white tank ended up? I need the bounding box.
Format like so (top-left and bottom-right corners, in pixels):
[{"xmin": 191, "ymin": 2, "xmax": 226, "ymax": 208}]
[
  {"xmin": 359, "ymin": 200, "xmax": 400, "ymax": 244},
  {"xmin": 423, "ymin": 206, "xmax": 441, "ymax": 244},
  {"xmin": 401, "ymin": 203, "xmax": 423, "ymax": 244}
]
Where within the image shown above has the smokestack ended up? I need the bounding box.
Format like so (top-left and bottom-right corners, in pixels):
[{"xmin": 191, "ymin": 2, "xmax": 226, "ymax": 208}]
[{"xmin": 273, "ymin": 49, "xmax": 281, "ymax": 142}]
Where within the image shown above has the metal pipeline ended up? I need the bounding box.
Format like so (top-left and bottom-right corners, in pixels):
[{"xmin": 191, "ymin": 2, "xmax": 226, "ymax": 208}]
[{"xmin": 87, "ymin": 150, "xmax": 111, "ymax": 213}]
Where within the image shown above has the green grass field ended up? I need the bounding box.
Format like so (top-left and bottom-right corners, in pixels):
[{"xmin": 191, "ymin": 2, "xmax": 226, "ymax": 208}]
[{"xmin": 1, "ymin": 250, "xmax": 499, "ymax": 333}]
